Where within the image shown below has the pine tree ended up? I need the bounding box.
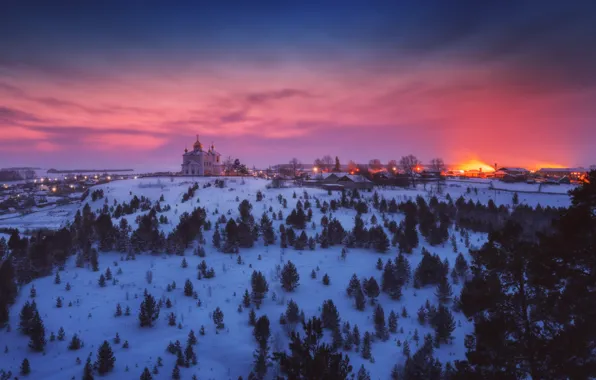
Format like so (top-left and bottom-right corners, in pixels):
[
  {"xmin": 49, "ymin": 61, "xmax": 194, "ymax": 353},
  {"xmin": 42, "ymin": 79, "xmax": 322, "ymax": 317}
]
[
  {"xmin": 19, "ymin": 301, "xmax": 35, "ymax": 335},
  {"xmin": 65, "ymin": 282, "xmax": 71, "ymax": 291},
  {"xmin": 322, "ymin": 273, "xmax": 330, "ymax": 285},
  {"xmin": 57, "ymin": 326, "xmax": 65, "ymax": 341},
  {"xmin": 388, "ymin": 310, "xmax": 398, "ymax": 333},
  {"xmin": 139, "ymin": 291, "xmax": 160, "ymax": 327},
  {"xmin": 403, "ymin": 340, "xmax": 410, "ymax": 357},
  {"xmin": 28, "ymin": 311, "xmax": 46, "ymax": 352},
  {"xmin": 376, "ymin": 258, "xmax": 383, "ymax": 270},
  {"xmin": 357, "ymin": 365, "xmax": 371, "ymax": 380},
  {"xmin": 168, "ymin": 312, "xmax": 176, "ymax": 326},
  {"xmin": 98, "ymin": 274, "xmax": 106, "ymax": 287},
  {"xmin": 30, "ymin": 285, "xmax": 36, "ymax": 298},
  {"xmin": 253, "ymin": 343, "xmax": 269, "ymax": 379},
  {"xmin": 401, "ymin": 306, "xmax": 408, "ymax": 318},
  {"xmin": 105, "ymin": 267, "xmax": 112, "ymax": 280},
  {"xmin": 280, "ymin": 261, "xmax": 300, "ymax": 291},
  {"xmin": 186, "ymin": 330, "xmax": 197, "ymax": 346},
  {"xmin": 283, "ymin": 300, "xmax": 299, "ymax": 329},
  {"xmin": 361, "ymin": 332, "xmax": 372, "ymax": 360},
  {"xmin": 454, "ymin": 253, "xmax": 468, "ymax": 278},
  {"xmin": 140, "ymin": 367, "xmax": 153, "ymax": 380},
  {"xmin": 68, "ymin": 334, "xmax": 82, "ymax": 350},
  {"xmin": 83, "ymin": 355, "xmax": 94, "ymax": 380},
  {"xmin": 212, "ymin": 228, "xmax": 221, "ymax": 249},
  {"xmin": 435, "ymin": 276, "xmax": 453, "ymax": 304},
  {"xmin": 115, "ymin": 303, "xmax": 122, "ymax": 317},
  {"xmin": 248, "ymin": 308, "xmax": 257, "ymax": 326},
  {"xmin": 20, "ymin": 358, "xmax": 30, "ymax": 375},
  {"xmin": 213, "ymin": 307, "xmax": 224, "ymax": 329},
  {"xmin": 243, "ymin": 289, "xmax": 251, "ymax": 308},
  {"xmin": 251, "ymin": 271, "xmax": 269, "ymax": 308},
  {"xmin": 253, "ymin": 315, "xmax": 271, "ymax": 349},
  {"xmin": 184, "ymin": 279, "xmax": 194, "ymax": 297},
  {"xmin": 95, "ymin": 340, "xmax": 116, "ymax": 374},
  {"xmin": 181, "ymin": 258, "xmax": 188, "ymax": 268},
  {"xmin": 363, "ymin": 277, "xmax": 380, "ymax": 303},
  {"xmin": 417, "ymin": 306, "xmax": 427, "ymax": 325},
  {"xmin": 184, "ymin": 342, "xmax": 195, "ymax": 367},
  {"xmin": 353, "ymin": 325, "xmax": 361, "ymax": 348},
  {"xmin": 321, "ymin": 300, "xmax": 341, "ymax": 330},
  {"xmin": 432, "ymin": 304, "xmax": 455, "ymax": 345},
  {"xmin": 176, "ymin": 348, "xmax": 184, "ymax": 366},
  {"xmin": 346, "ymin": 274, "xmax": 361, "ymax": 297},
  {"xmin": 395, "ymin": 253, "xmax": 411, "ymax": 288},
  {"xmin": 172, "ymin": 365, "xmax": 181, "ymax": 380},
  {"xmin": 54, "ymin": 271, "xmax": 61, "ymax": 284},
  {"xmin": 373, "ymin": 304, "xmax": 387, "ymax": 340},
  {"xmin": 311, "ymin": 269, "xmax": 317, "ymax": 279},
  {"xmin": 354, "ymin": 286, "xmax": 366, "ymax": 311}
]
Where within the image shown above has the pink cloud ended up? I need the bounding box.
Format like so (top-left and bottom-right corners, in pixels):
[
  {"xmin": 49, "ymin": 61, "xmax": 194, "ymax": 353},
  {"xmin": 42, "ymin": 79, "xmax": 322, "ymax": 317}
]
[{"xmin": 1, "ymin": 57, "xmax": 595, "ymax": 168}]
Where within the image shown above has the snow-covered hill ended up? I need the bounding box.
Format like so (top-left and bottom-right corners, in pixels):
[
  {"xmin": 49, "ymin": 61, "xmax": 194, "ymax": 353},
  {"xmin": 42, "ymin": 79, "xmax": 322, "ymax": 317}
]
[{"xmin": 0, "ymin": 177, "xmax": 565, "ymax": 379}]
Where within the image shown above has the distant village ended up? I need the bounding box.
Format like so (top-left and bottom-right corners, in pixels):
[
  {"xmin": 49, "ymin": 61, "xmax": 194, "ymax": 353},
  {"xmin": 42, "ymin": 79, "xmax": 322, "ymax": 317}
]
[
  {"xmin": 1, "ymin": 141, "xmax": 594, "ymax": 216},
  {"xmin": 0, "ymin": 171, "xmax": 136, "ymax": 216}
]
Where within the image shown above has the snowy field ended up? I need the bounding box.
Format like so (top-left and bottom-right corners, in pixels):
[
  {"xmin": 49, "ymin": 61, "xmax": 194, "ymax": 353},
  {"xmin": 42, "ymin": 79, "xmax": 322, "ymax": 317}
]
[
  {"xmin": 0, "ymin": 203, "xmax": 80, "ymax": 232},
  {"xmin": 0, "ymin": 177, "xmax": 572, "ymax": 379}
]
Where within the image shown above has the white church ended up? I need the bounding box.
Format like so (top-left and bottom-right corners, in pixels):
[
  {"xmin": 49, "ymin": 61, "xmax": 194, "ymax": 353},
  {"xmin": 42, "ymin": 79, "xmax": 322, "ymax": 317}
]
[{"xmin": 181, "ymin": 135, "xmax": 223, "ymax": 176}]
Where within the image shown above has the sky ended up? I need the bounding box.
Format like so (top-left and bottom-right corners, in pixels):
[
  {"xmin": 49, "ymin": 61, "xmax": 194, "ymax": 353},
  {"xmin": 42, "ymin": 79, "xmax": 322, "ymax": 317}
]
[{"xmin": 1, "ymin": 1, "xmax": 596, "ymax": 171}]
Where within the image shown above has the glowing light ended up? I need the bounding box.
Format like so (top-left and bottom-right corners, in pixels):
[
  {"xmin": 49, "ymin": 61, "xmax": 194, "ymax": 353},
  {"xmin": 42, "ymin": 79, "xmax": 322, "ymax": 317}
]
[
  {"xmin": 313, "ymin": 167, "xmax": 318, "ymax": 172},
  {"xmin": 107, "ymin": 176, "xmax": 111, "ymax": 180},
  {"xmin": 456, "ymin": 160, "xmax": 496, "ymax": 172},
  {"xmin": 531, "ymin": 162, "xmax": 566, "ymax": 171},
  {"xmin": 392, "ymin": 167, "xmax": 397, "ymax": 171},
  {"xmin": 52, "ymin": 187, "xmax": 57, "ymax": 192},
  {"xmin": 134, "ymin": 176, "xmax": 138, "ymax": 179}
]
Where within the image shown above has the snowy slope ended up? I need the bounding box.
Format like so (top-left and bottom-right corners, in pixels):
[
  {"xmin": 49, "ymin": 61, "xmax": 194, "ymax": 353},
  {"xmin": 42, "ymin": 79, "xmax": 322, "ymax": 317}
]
[{"xmin": 0, "ymin": 177, "xmax": 564, "ymax": 379}]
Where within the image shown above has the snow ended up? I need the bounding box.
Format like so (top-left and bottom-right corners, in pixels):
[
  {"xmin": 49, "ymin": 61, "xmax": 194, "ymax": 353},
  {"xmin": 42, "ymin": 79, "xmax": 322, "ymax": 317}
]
[
  {"xmin": 0, "ymin": 177, "xmax": 572, "ymax": 379},
  {"xmin": 0, "ymin": 203, "xmax": 80, "ymax": 232}
]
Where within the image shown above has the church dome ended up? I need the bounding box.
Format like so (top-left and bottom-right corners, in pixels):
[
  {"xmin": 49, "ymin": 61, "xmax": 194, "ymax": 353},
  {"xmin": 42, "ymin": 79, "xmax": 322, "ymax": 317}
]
[{"xmin": 193, "ymin": 135, "xmax": 203, "ymax": 151}]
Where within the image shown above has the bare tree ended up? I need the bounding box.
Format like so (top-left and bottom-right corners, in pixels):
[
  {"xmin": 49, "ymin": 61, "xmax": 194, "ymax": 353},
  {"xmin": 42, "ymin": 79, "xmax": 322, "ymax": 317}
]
[
  {"xmin": 368, "ymin": 159, "xmax": 382, "ymax": 171},
  {"xmin": 289, "ymin": 158, "xmax": 301, "ymax": 177},
  {"xmin": 334, "ymin": 156, "xmax": 341, "ymax": 172},
  {"xmin": 387, "ymin": 159, "xmax": 398, "ymax": 173},
  {"xmin": 223, "ymin": 156, "xmax": 235, "ymax": 175},
  {"xmin": 314, "ymin": 156, "xmax": 334, "ymax": 172},
  {"xmin": 429, "ymin": 158, "xmax": 445, "ymax": 172},
  {"xmin": 321, "ymin": 155, "xmax": 334, "ymax": 171},
  {"xmin": 347, "ymin": 160, "xmax": 358, "ymax": 174},
  {"xmin": 399, "ymin": 154, "xmax": 421, "ymax": 186}
]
